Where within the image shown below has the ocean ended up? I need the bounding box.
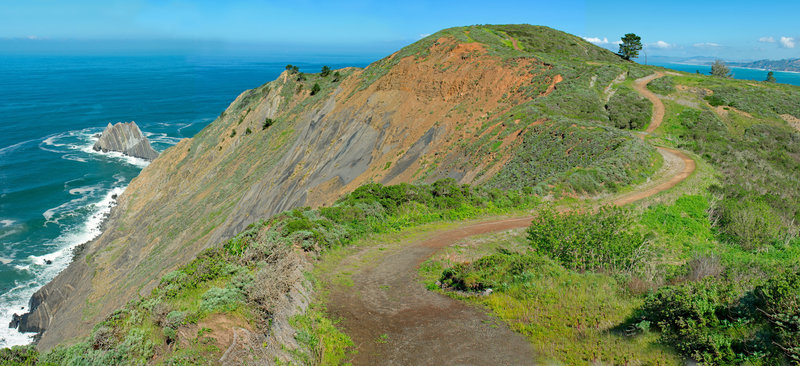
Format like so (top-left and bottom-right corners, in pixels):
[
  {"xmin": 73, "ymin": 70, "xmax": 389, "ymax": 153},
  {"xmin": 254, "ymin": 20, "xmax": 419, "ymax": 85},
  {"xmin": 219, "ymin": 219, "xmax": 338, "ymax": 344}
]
[
  {"xmin": 0, "ymin": 54, "xmax": 369, "ymax": 347},
  {"xmin": 651, "ymin": 62, "xmax": 800, "ymax": 86}
]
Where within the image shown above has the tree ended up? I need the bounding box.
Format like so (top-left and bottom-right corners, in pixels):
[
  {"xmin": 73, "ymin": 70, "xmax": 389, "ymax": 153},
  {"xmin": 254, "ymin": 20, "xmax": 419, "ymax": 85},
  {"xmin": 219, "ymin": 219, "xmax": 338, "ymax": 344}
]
[
  {"xmin": 332, "ymin": 71, "xmax": 341, "ymax": 82},
  {"xmin": 618, "ymin": 33, "xmax": 642, "ymax": 61},
  {"xmin": 321, "ymin": 65, "xmax": 331, "ymax": 77},
  {"xmin": 766, "ymin": 71, "xmax": 777, "ymax": 83},
  {"xmin": 310, "ymin": 83, "xmax": 321, "ymax": 95},
  {"xmin": 285, "ymin": 64, "xmax": 299, "ymax": 74},
  {"xmin": 710, "ymin": 59, "xmax": 732, "ymax": 78}
]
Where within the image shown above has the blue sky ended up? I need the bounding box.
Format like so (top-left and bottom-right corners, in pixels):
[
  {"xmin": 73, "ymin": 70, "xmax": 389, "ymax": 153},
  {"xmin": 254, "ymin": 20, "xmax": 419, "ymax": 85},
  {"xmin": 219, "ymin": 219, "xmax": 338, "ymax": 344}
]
[{"xmin": 1, "ymin": 0, "xmax": 798, "ymax": 60}]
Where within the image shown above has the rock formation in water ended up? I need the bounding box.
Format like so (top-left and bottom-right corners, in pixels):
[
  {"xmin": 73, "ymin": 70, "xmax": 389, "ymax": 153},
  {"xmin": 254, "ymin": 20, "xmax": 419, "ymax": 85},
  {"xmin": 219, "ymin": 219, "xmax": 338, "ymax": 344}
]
[{"xmin": 93, "ymin": 121, "xmax": 159, "ymax": 161}]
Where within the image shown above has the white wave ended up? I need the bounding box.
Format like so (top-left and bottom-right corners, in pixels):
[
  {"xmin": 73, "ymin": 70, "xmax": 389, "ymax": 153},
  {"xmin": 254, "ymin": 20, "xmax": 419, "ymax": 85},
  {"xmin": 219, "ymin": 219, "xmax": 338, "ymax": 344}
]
[
  {"xmin": 62, "ymin": 154, "xmax": 87, "ymax": 163},
  {"xmin": 12, "ymin": 264, "xmax": 30, "ymax": 272},
  {"xmin": 0, "ymin": 185, "xmax": 126, "ymax": 347},
  {"xmin": 0, "ymin": 139, "xmax": 37, "ymax": 157},
  {"xmin": 0, "ymin": 257, "xmax": 12, "ymax": 265},
  {"xmin": 0, "ymin": 220, "xmax": 14, "ymax": 228}
]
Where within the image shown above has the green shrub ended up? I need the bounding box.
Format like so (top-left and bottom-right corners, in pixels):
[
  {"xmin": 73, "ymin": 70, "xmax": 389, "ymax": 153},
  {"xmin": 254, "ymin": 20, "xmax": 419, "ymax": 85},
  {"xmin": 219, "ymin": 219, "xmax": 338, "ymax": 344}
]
[
  {"xmin": 647, "ymin": 76, "xmax": 675, "ymax": 95},
  {"xmin": 263, "ymin": 117, "xmax": 274, "ymax": 130},
  {"xmin": 200, "ymin": 287, "xmax": 243, "ymax": 313},
  {"xmin": 526, "ymin": 205, "xmax": 645, "ymax": 272},
  {"xmin": 320, "ymin": 66, "xmax": 331, "ymax": 77},
  {"xmin": 641, "ymin": 279, "xmax": 746, "ymax": 364},
  {"xmin": 0, "ymin": 345, "xmax": 39, "ymax": 365},
  {"xmin": 310, "ymin": 83, "xmax": 321, "ymax": 95},
  {"xmin": 753, "ymin": 270, "xmax": 800, "ymax": 362},
  {"xmin": 606, "ymin": 86, "xmax": 652, "ymax": 129},
  {"xmin": 488, "ymin": 119, "xmax": 655, "ymax": 193},
  {"xmin": 440, "ymin": 250, "xmax": 545, "ymax": 291}
]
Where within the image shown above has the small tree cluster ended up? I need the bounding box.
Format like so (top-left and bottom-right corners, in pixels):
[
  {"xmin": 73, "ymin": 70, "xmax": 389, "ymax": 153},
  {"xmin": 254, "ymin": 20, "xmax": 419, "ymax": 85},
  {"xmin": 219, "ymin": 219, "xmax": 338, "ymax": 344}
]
[
  {"xmin": 285, "ymin": 64, "xmax": 299, "ymax": 74},
  {"xmin": 710, "ymin": 60, "xmax": 732, "ymax": 78},
  {"xmin": 320, "ymin": 65, "xmax": 331, "ymax": 77},
  {"xmin": 766, "ymin": 71, "xmax": 777, "ymax": 83}
]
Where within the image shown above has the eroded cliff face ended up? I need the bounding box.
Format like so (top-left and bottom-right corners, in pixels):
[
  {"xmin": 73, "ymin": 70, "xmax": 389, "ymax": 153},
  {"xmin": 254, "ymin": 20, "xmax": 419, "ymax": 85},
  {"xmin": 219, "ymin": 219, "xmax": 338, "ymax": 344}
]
[
  {"xmin": 23, "ymin": 33, "xmax": 565, "ymax": 350},
  {"xmin": 93, "ymin": 121, "xmax": 159, "ymax": 160}
]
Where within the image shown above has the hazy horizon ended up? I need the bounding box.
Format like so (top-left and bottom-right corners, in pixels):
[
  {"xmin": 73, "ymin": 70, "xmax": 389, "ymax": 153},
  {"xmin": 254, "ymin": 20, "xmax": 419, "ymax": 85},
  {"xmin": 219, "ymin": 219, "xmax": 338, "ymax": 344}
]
[{"xmin": 1, "ymin": 0, "xmax": 799, "ymax": 61}]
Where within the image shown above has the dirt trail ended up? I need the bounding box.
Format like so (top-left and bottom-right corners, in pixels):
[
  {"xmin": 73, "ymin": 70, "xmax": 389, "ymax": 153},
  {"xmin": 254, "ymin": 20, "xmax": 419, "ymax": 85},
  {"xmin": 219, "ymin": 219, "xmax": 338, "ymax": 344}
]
[
  {"xmin": 634, "ymin": 72, "xmax": 666, "ymax": 133},
  {"xmin": 327, "ymin": 73, "xmax": 694, "ymax": 365}
]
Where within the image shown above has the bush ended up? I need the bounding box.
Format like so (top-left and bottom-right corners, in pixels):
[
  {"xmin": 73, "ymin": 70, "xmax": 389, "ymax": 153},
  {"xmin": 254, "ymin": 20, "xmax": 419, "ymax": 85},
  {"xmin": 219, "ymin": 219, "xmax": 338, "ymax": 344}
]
[
  {"xmin": 201, "ymin": 287, "xmax": 244, "ymax": 313},
  {"xmin": 753, "ymin": 270, "xmax": 800, "ymax": 362},
  {"xmin": 647, "ymin": 76, "xmax": 674, "ymax": 95},
  {"xmin": 310, "ymin": 83, "xmax": 321, "ymax": 95},
  {"xmin": 526, "ymin": 205, "xmax": 645, "ymax": 272},
  {"xmin": 606, "ymin": 86, "xmax": 652, "ymax": 129},
  {"xmin": 641, "ymin": 279, "xmax": 746, "ymax": 364},
  {"xmin": 440, "ymin": 250, "xmax": 545, "ymax": 291},
  {"xmin": 0, "ymin": 345, "xmax": 39, "ymax": 365},
  {"xmin": 263, "ymin": 117, "xmax": 274, "ymax": 130},
  {"xmin": 321, "ymin": 65, "xmax": 331, "ymax": 77},
  {"xmin": 488, "ymin": 119, "xmax": 655, "ymax": 193}
]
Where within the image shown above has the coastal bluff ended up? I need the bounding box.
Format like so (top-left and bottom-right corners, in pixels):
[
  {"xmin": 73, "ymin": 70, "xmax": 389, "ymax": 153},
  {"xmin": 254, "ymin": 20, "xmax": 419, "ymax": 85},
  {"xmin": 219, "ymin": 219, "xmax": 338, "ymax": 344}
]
[{"xmin": 93, "ymin": 121, "xmax": 158, "ymax": 161}]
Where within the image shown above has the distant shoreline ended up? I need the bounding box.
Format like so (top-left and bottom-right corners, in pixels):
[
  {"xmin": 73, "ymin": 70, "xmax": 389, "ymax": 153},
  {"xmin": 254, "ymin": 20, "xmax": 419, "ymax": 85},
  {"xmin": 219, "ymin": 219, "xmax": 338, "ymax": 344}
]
[{"xmin": 653, "ymin": 61, "xmax": 800, "ymax": 75}]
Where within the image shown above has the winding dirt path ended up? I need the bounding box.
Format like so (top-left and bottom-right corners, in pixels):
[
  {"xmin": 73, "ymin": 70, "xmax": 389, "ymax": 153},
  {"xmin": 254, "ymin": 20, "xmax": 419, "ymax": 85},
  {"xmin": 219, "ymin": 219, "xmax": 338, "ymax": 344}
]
[
  {"xmin": 327, "ymin": 73, "xmax": 694, "ymax": 365},
  {"xmin": 634, "ymin": 72, "xmax": 666, "ymax": 133}
]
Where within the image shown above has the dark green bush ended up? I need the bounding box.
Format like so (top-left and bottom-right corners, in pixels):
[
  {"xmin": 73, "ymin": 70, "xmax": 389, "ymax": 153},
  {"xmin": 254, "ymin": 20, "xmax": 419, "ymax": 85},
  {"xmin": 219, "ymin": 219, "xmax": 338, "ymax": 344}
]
[
  {"xmin": 0, "ymin": 345, "xmax": 38, "ymax": 365},
  {"xmin": 526, "ymin": 205, "xmax": 645, "ymax": 272},
  {"xmin": 440, "ymin": 250, "xmax": 545, "ymax": 291},
  {"xmin": 753, "ymin": 270, "xmax": 800, "ymax": 362},
  {"xmin": 641, "ymin": 279, "xmax": 749, "ymax": 364},
  {"xmin": 606, "ymin": 86, "xmax": 652, "ymax": 129},
  {"xmin": 263, "ymin": 117, "xmax": 274, "ymax": 130},
  {"xmin": 310, "ymin": 83, "xmax": 321, "ymax": 95}
]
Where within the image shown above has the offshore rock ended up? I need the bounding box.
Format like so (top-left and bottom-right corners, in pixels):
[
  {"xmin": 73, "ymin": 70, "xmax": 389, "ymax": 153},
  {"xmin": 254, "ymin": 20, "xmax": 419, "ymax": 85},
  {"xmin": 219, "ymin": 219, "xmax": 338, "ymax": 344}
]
[{"xmin": 93, "ymin": 121, "xmax": 159, "ymax": 161}]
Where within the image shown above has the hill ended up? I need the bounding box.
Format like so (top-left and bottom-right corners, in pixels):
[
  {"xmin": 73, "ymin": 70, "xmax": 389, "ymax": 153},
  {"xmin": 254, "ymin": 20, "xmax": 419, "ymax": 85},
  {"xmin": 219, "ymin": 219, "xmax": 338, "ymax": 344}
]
[
  {"xmin": 6, "ymin": 23, "xmax": 800, "ymax": 365},
  {"xmin": 16, "ymin": 24, "xmax": 659, "ymax": 353},
  {"xmin": 734, "ymin": 58, "xmax": 800, "ymax": 72}
]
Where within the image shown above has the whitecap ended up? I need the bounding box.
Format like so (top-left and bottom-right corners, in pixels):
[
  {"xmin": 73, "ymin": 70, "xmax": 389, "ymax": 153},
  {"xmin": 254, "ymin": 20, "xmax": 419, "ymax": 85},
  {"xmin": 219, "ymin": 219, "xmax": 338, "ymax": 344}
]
[
  {"xmin": 0, "ymin": 257, "xmax": 12, "ymax": 265},
  {"xmin": 0, "ymin": 220, "xmax": 14, "ymax": 228},
  {"xmin": 0, "ymin": 185, "xmax": 126, "ymax": 347}
]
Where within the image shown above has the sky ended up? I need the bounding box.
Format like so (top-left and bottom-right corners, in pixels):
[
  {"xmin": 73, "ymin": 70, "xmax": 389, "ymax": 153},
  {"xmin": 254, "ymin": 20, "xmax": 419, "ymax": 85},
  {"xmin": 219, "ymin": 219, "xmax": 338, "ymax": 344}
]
[{"xmin": 0, "ymin": 0, "xmax": 798, "ymax": 61}]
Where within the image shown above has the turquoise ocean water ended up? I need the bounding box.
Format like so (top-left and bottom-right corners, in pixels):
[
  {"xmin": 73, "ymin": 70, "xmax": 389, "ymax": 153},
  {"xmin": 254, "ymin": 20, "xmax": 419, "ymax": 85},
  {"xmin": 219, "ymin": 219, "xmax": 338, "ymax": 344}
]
[
  {"xmin": 0, "ymin": 54, "xmax": 368, "ymax": 346},
  {"xmin": 651, "ymin": 62, "xmax": 800, "ymax": 86}
]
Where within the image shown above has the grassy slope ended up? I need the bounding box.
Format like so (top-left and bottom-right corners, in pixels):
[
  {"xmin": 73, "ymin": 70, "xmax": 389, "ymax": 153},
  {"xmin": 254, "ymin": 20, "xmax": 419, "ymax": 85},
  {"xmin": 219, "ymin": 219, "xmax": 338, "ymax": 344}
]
[{"xmin": 423, "ymin": 68, "xmax": 800, "ymax": 365}]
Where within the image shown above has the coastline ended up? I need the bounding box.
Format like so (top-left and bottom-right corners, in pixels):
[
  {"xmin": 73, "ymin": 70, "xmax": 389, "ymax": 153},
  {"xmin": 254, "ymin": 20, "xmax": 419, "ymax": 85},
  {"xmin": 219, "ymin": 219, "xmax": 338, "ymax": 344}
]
[
  {"xmin": 4, "ymin": 184, "xmax": 124, "ymax": 346},
  {"xmin": 0, "ymin": 130, "xmax": 146, "ymax": 348}
]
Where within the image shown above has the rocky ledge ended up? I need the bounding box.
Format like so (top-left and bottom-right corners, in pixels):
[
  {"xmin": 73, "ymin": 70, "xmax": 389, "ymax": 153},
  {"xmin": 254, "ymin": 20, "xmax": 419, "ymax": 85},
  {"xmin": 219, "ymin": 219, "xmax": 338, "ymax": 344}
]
[{"xmin": 93, "ymin": 121, "xmax": 159, "ymax": 161}]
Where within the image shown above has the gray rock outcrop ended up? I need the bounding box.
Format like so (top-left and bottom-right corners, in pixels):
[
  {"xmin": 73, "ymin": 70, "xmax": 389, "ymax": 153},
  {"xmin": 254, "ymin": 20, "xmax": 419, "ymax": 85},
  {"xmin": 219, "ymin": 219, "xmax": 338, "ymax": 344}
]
[{"xmin": 93, "ymin": 121, "xmax": 159, "ymax": 161}]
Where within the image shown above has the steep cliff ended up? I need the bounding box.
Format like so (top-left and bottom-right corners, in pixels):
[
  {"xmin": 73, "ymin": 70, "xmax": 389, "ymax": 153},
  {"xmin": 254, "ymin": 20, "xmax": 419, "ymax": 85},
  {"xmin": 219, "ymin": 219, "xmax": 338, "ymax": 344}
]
[
  {"xmin": 20, "ymin": 24, "xmax": 656, "ymax": 350},
  {"xmin": 93, "ymin": 121, "xmax": 159, "ymax": 160}
]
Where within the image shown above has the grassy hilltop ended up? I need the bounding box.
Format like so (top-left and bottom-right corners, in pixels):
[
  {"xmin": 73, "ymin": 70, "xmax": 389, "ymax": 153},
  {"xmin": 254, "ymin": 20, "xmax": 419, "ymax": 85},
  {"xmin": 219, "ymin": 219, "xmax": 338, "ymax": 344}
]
[{"xmin": 4, "ymin": 24, "xmax": 800, "ymax": 365}]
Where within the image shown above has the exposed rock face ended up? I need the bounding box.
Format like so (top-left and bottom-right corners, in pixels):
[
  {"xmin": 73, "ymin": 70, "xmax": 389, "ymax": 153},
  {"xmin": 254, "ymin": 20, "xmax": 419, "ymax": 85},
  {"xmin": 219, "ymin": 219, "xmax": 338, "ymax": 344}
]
[{"xmin": 93, "ymin": 121, "xmax": 159, "ymax": 161}]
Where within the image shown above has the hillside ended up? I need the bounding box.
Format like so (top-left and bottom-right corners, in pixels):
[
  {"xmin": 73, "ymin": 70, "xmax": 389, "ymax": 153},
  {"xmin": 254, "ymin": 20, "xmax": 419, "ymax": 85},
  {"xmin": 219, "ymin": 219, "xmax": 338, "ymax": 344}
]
[
  {"xmin": 7, "ymin": 22, "xmax": 799, "ymax": 365},
  {"xmin": 16, "ymin": 24, "xmax": 659, "ymax": 352},
  {"xmin": 734, "ymin": 57, "xmax": 800, "ymax": 72}
]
